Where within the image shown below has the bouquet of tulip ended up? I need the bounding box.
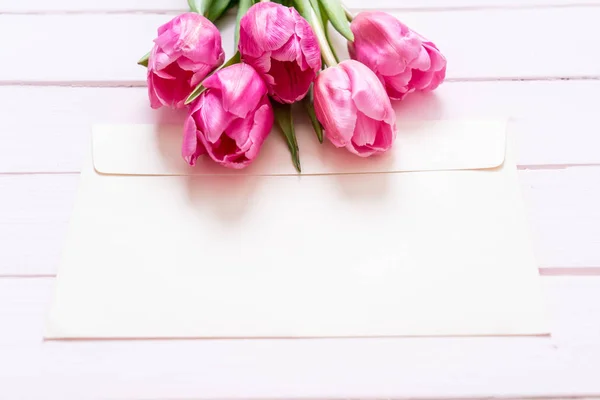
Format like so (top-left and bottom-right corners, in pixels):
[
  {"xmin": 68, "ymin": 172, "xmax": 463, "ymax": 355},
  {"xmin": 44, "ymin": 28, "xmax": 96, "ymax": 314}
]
[{"xmin": 138, "ymin": 0, "xmax": 446, "ymax": 171}]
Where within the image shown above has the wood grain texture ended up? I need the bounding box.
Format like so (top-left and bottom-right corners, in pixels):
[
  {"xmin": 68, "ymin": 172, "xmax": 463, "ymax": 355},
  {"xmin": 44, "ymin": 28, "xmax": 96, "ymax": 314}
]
[
  {"xmin": 2, "ymin": 167, "xmax": 600, "ymax": 276},
  {"xmin": 1, "ymin": 0, "xmax": 597, "ymax": 12},
  {"xmin": 1, "ymin": 277, "xmax": 600, "ymax": 399},
  {"xmin": 2, "ymin": 81, "xmax": 600, "ymax": 174},
  {"xmin": 1, "ymin": 7, "xmax": 600, "ymax": 82}
]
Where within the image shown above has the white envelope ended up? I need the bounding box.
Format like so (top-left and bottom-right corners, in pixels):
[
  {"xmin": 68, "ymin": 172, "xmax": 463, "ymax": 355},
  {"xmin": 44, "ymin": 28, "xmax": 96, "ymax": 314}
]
[{"xmin": 46, "ymin": 120, "xmax": 547, "ymax": 339}]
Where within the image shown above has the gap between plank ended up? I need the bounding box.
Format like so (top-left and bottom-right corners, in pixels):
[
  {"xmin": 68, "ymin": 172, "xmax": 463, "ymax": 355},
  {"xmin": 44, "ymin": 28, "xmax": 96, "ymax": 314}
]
[
  {"xmin": 3, "ymin": 268, "xmax": 600, "ymax": 279},
  {"xmin": 518, "ymin": 163, "xmax": 600, "ymax": 170},
  {"xmin": 0, "ymin": 81, "xmax": 146, "ymax": 88},
  {"xmin": 446, "ymin": 76, "xmax": 600, "ymax": 83},
  {"xmin": 2, "ymin": 3, "xmax": 600, "ymax": 15},
  {"xmin": 354, "ymin": 3, "xmax": 600, "ymax": 12},
  {"xmin": 2, "ymin": 164, "xmax": 600, "ymax": 175},
  {"xmin": 1, "ymin": 76, "xmax": 599, "ymax": 89}
]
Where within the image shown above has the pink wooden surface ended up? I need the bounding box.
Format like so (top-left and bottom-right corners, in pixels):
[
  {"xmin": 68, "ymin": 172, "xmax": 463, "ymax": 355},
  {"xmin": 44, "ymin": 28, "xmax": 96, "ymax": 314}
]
[
  {"xmin": 2, "ymin": 277, "xmax": 600, "ymax": 399},
  {"xmin": 1, "ymin": 0, "xmax": 600, "ymax": 398}
]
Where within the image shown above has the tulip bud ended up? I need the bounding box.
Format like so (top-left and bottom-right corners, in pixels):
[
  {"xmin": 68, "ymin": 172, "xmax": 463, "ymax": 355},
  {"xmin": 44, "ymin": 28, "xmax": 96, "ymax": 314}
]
[
  {"xmin": 238, "ymin": 2, "xmax": 321, "ymax": 104},
  {"xmin": 348, "ymin": 11, "xmax": 446, "ymax": 100},
  {"xmin": 314, "ymin": 60, "xmax": 396, "ymax": 157},
  {"xmin": 148, "ymin": 13, "xmax": 225, "ymax": 109},
  {"xmin": 183, "ymin": 63, "xmax": 274, "ymax": 169}
]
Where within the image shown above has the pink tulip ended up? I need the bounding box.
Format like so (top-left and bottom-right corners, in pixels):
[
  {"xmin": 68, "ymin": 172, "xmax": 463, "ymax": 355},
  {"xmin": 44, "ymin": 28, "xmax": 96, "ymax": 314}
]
[
  {"xmin": 183, "ymin": 63, "xmax": 274, "ymax": 169},
  {"xmin": 148, "ymin": 13, "xmax": 225, "ymax": 109},
  {"xmin": 314, "ymin": 60, "xmax": 396, "ymax": 157},
  {"xmin": 348, "ymin": 11, "xmax": 446, "ymax": 100},
  {"xmin": 238, "ymin": 2, "xmax": 321, "ymax": 104}
]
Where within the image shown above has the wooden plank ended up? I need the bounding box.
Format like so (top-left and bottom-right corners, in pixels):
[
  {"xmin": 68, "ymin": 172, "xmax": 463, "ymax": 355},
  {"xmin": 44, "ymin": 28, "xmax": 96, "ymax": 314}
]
[
  {"xmin": 1, "ymin": 7, "xmax": 600, "ymax": 82},
  {"xmin": 521, "ymin": 167, "xmax": 600, "ymax": 269},
  {"xmin": 1, "ymin": 276, "xmax": 600, "ymax": 399},
  {"xmin": 1, "ymin": 167, "xmax": 600, "ymax": 276},
  {"xmin": 1, "ymin": 0, "xmax": 598, "ymax": 12},
  {"xmin": 0, "ymin": 0, "xmax": 185, "ymax": 12},
  {"xmin": 0, "ymin": 175, "xmax": 79, "ymax": 276},
  {"xmin": 0, "ymin": 87, "xmax": 187, "ymax": 173},
  {"xmin": 1, "ymin": 81, "xmax": 600, "ymax": 174}
]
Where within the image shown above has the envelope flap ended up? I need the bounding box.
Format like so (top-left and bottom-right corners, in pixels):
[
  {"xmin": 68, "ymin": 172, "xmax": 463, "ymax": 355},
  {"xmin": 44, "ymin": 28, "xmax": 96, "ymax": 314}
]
[{"xmin": 92, "ymin": 120, "xmax": 507, "ymax": 176}]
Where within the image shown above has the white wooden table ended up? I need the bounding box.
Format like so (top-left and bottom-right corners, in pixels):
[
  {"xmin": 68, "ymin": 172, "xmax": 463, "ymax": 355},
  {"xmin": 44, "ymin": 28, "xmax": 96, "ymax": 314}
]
[{"xmin": 2, "ymin": 0, "xmax": 600, "ymax": 398}]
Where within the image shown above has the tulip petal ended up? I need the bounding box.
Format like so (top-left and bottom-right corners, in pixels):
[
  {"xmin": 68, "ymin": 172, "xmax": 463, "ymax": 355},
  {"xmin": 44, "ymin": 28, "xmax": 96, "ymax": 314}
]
[
  {"xmin": 206, "ymin": 63, "xmax": 268, "ymax": 118},
  {"xmin": 348, "ymin": 10, "xmax": 447, "ymax": 99},
  {"xmin": 239, "ymin": 3, "xmax": 295, "ymax": 55},
  {"xmin": 352, "ymin": 111, "xmax": 378, "ymax": 147},
  {"xmin": 384, "ymin": 69, "xmax": 413, "ymax": 100},
  {"xmin": 147, "ymin": 74, "xmax": 164, "ymax": 109},
  {"xmin": 182, "ymin": 115, "xmax": 206, "ymax": 165},
  {"xmin": 268, "ymin": 60, "xmax": 313, "ymax": 103},
  {"xmin": 239, "ymin": 2, "xmax": 320, "ymax": 104},
  {"xmin": 244, "ymin": 102, "xmax": 274, "ymax": 161},
  {"xmin": 314, "ymin": 67, "xmax": 357, "ymax": 148},
  {"xmin": 341, "ymin": 60, "xmax": 393, "ymax": 124},
  {"xmin": 226, "ymin": 118, "xmax": 253, "ymax": 154},
  {"xmin": 371, "ymin": 122, "xmax": 395, "ymax": 151},
  {"xmin": 271, "ymin": 36, "xmax": 299, "ymax": 63},
  {"xmin": 294, "ymin": 9, "xmax": 321, "ymax": 72},
  {"xmin": 350, "ymin": 11, "xmax": 421, "ymax": 76},
  {"xmin": 150, "ymin": 48, "xmax": 177, "ymax": 73},
  {"xmin": 348, "ymin": 112, "xmax": 395, "ymax": 157},
  {"xmin": 425, "ymin": 42, "xmax": 446, "ymax": 71},
  {"xmin": 406, "ymin": 42, "xmax": 447, "ymax": 91},
  {"xmin": 188, "ymin": 64, "xmax": 272, "ymax": 169},
  {"xmin": 197, "ymin": 91, "xmax": 234, "ymax": 144},
  {"xmin": 154, "ymin": 27, "xmax": 179, "ymax": 56},
  {"xmin": 147, "ymin": 13, "xmax": 225, "ymax": 110},
  {"xmin": 167, "ymin": 13, "xmax": 225, "ymax": 65},
  {"xmin": 149, "ymin": 63, "xmax": 195, "ymax": 109},
  {"xmin": 202, "ymin": 134, "xmax": 244, "ymax": 166}
]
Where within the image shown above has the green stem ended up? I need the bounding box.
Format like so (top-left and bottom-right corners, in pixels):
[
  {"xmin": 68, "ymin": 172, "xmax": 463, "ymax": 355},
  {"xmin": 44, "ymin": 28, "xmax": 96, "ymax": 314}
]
[
  {"xmin": 342, "ymin": 3, "xmax": 353, "ymax": 21},
  {"xmin": 295, "ymin": 0, "xmax": 337, "ymax": 67},
  {"xmin": 187, "ymin": 0, "xmax": 201, "ymax": 13},
  {"xmin": 303, "ymin": 86, "xmax": 324, "ymax": 143},
  {"xmin": 312, "ymin": 0, "xmax": 339, "ymax": 63},
  {"xmin": 323, "ymin": 26, "xmax": 339, "ymax": 63},
  {"xmin": 311, "ymin": 6, "xmax": 338, "ymax": 67}
]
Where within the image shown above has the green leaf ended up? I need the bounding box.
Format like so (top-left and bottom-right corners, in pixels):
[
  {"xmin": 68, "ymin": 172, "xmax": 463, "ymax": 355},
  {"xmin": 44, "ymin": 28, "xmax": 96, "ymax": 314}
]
[
  {"xmin": 234, "ymin": 0, "xmax": 253, "ymax": 49},
  {"xmin": 318, "ymin": 0, "xmax": 353, "ymax": 41},
  {"xmin": 271, "ymin": 100, "xmax": 301, "ymax": 173},
  {"xmin": 308, "ymin": 0, "xmax": 322, "ymax": 22},
  {"xmin": 201, "ymin": 0, "xmax": 213, "ymax": 14},
  {"xmin": 185, "ymin": 85, "xmax": 208, "ymax": 106},
  {"xmin": 316, "ymin": 0, "xmax": 339, "ymax": 63},
  {"xmin": 342, "ymin": 3, "xmax": 353, "ymax": 22},
  {"xmin": 222, "ymin": 51, "xmax": 241, "ymax": 69},
  {"xmin": 204, "ymin": 0, "xmax": 233, "ymax": 22},
  {"xmin": 137, "ymin": 51, "xmax": 150, "ymax": 67},
  {"xmin": 293, "ymin": 0, "xmax": 338, "ymax": 67},
  {"xmin": 303, "ymin": 86, "xmax": 323, "ymax": 143},
  {"xmin": 292, "ymin": 0, "xmax": 309, "ymax": 20},
  {"xmin": 188, "ymin": 0, "xmax": 201, "ymax": 13},
  {"xmin": 184, "ymin": 52, "xmax": 240, "ymax": 105}
]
